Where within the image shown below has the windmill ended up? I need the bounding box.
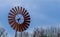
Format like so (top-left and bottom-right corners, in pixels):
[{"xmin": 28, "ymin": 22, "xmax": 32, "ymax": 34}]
[{"xmin": 8, "ymin": 6, "xmax": 30, "ymax": 37}]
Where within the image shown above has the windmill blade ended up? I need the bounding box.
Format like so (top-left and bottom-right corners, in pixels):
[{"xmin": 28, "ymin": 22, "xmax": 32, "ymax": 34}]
[
  {"xmin": 9, "ymin": 13, "xmax": 15, "ymax": 17},
  {"xmin": 8, "ymin": 19, "xmax": 15, "ymax": 22},
  {"xmin": 21, "ymin": 26, "xmax": 24, "ymax": 31},
  {"xmin": 15, "ymin": 25, "xmax": 18, "ymax": 31},
  {"xmin": 25, "ymin": 24, "xmax": 29, "ymax": 28},
  {"xmin": 21, "ymin": 7, "xmax": 22, "ymax": 11},
  {"xmin": 8, "ymin": 15, "xmax": 14, "ymax": 19},
  {"xmin": 24, "ymin": 24, "xmax": 28, "ymax": 29},
  {"xmin": 26, "ymin": 21, "xmax": 30, "ymax": 23},
  {"xmin": 13, "ymin": 23, "xmax": 17, "ymax": 30},
  {"xmin": 24, "ymin": 12, "xmax": 29, "ymax": 16},
  {"xmin": 9, "ymin": 20, "xmax": 14, "ymax": 25},
  {"xmin": 25, "ymin": 15, "xmax": 30, "ymax": 18},
  {"xmin": 19, "ymin": 25, "xmax": 22, "ymax": 32},
  {"xmin": 10, "ymin": 10, "xmax": 16, "ymax": 15},
  {"xmin": 17, "ymin": 24, "xmax": 20, "ymax": 31},
  {"xmin": 23, "ymin": 8, "xmax": 25, "ymax": 12},
  {"xmin": 22, "ymin": 25, "xmax": 26, "ymax": 31},
  {"xmin": 15, "ymin": 7, "xmax": 17, "ymax": 11},
  {"xmin": 23, "ymin": 25, "xmax": 26, "ymax": 30},
  {"xmin": 23, "ymin": 10, "xmax": 27, "ymax": 15},
  {"xmin": 11, "ymin": 21, "xmax": 16, "ymax": 26},
  {"xmin": 18, "ymin": 6, "xmax": 20, "ymax": 11},
  {"xmin": 25, "ymin": 22, "xmax": 30, "ymax": 26},
  {"xmin": 13, "ymin": 24, "xmax": 16, "ymax": 30},
  {"xmin": 25, "ymin": 10, "xmax": 27, "ymax": 13},
  {"xmin": 25, "ymin": 17, "xmax": 30, "ymax": 20},
  {"xmin": 12, "ymin": 8, "xmax": 16, "ymax": 13}
]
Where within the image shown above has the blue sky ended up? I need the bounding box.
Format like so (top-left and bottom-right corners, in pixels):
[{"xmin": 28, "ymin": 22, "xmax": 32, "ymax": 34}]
[{"xmin": 0, "ymin": 0, "xmax": 60, "ymax": 37}]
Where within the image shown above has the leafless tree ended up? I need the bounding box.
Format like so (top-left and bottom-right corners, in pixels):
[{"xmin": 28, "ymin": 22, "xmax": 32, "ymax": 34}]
[
  {"xmin": 0, "ymin": 27, "xmax": 8, "ymax": 37},
  {"xmin": 0, "ymin": 27, "xmax": 5, "ymax": 37},
  {"xmin": 33, "ymin": 31, "xmax": 36, "ymax": 37}
]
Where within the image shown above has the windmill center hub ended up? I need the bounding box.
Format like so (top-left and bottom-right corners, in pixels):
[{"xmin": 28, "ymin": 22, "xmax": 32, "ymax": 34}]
[{"xmin": 15, "ymin": 14, "xmax": 24, "ymax": 24}]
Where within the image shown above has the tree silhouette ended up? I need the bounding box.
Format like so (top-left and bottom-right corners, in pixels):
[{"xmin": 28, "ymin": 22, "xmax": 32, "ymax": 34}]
[
  {"xmin": 0, "ymin": 27, "xmax": 8, "ymax": 37},
  {"xmin": 0, "ymin": 27, "xmax": 5, "ymax": 37}
]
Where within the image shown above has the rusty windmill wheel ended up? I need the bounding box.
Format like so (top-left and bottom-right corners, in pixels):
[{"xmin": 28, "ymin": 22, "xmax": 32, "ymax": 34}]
[{"xmin": 8, "ymin": 6, "xmax": 30, "ymax": 37}]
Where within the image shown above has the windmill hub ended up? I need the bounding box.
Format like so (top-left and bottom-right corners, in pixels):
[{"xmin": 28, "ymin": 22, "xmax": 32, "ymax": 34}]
[{"xmin": 15, "ymin": 14, "xmax": 24, "ymax": 24}]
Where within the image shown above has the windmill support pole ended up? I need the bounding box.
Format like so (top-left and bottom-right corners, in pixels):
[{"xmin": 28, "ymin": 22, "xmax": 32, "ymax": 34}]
[
  {"xmin": 21, "ymin": 32, "xmax": 22, "ymax": 37},
  {"xmin": 15, "ymin": 31, "xmax": 17, "ymax": 37}
]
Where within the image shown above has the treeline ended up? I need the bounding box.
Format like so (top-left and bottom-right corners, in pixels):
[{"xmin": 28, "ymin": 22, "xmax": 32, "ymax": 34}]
[
  {"xmin": 0, "ymin": 27, "xmax": 8, "ymax": 37},
  {"xmin": 18, "ymin": 27, "xmax": 60, "ymax": 37},
  {"xmin": 0, "ymin": 26, "xmax": 60, "ymax": 37}
]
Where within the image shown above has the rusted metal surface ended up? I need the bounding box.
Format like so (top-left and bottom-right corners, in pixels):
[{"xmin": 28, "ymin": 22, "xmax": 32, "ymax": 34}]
[{"xmin": 8, "ymin": 6, "xmax": 30, "ymax": 32}]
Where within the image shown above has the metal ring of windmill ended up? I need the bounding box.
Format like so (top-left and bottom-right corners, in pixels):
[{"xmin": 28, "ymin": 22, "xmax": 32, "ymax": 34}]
[{"xmin": 8, "ymin": 6, "xmax": 30, "ymax": 37}]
